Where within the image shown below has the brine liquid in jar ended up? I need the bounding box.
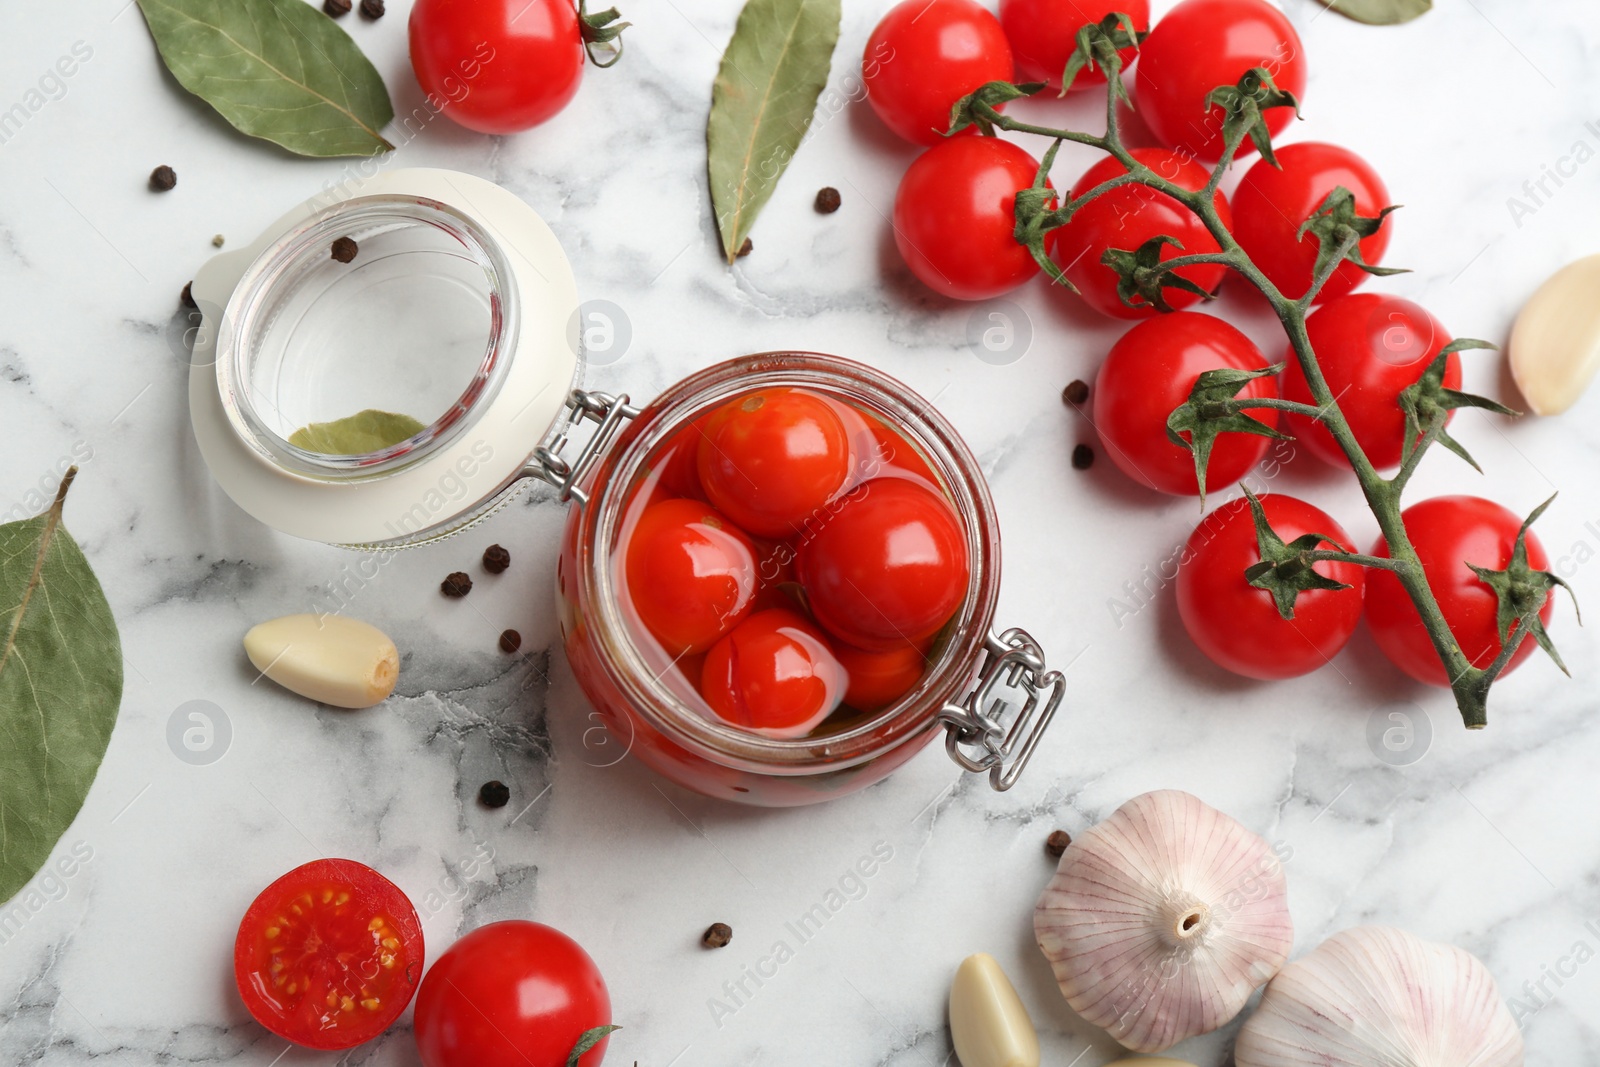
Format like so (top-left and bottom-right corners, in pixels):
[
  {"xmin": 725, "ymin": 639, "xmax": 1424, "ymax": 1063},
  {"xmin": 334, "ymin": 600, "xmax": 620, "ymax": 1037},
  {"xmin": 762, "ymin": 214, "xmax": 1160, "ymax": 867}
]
[{"xmin": 611, "ymin": 386, "xmax": 972, "ymax": 740}]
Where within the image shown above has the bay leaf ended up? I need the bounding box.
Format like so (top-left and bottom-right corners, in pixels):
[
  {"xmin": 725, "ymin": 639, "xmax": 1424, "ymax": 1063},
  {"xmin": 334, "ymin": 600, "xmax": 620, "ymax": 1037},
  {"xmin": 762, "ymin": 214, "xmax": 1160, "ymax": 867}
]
[
  {"xmin": 1316, "ymin": 0, "xmax": 1432, "ymax": 24},
  {"xmin": 136, "ymin": 0, "xmax": 395, "ymax": 158},
  {"xmin": 708, "ymin": 0, "xmax": 841, "ymax": 263},
  {"xmin": 289, "ymin": 409, "xmax": 427, "ymax": 454},
  {"xmin": 0, "ymin": 469, "xmax": 122, "ymax": 906}
]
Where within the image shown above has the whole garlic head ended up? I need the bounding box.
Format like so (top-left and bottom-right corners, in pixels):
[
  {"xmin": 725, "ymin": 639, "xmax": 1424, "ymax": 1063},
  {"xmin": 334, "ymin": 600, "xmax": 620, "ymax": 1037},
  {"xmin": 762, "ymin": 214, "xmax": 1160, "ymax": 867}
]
[
  {"xmin": 1033, "ymin": 790, "xmax": 1293, "ymax": 1053},
  {"xmin": 1235, "ymin": 925, "xmax": 1523, "ymax": 1067}
]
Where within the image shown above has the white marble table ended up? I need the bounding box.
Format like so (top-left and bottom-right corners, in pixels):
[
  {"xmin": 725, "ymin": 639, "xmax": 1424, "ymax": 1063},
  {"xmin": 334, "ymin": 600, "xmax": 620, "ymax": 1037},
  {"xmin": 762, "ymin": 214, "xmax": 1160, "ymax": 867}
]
[{"xmin": 3, "ymin": 0, "xmax": 1599, "ymax": 1063}]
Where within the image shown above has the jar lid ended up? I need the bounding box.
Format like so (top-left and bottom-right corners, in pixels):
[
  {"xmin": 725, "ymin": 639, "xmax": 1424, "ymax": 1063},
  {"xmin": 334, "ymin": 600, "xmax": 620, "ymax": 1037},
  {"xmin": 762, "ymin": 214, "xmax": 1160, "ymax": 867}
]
[{"xmin": 188, "ymin": 169, "xmax": 579, "ymax": 546}]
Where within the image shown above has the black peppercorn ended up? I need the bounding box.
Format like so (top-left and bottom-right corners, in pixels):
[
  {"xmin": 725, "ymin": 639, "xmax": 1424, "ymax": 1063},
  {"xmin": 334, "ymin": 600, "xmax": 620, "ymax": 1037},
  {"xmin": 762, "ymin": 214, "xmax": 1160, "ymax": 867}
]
[
  {"xmin": 814, "ymin": 187, "xmax": 841, "ymax": 214},
  {"xmin": 479, "ymin": 780, "xmax": 510, "ymax": 808},
  {"xmin": 482, "ymin": 544, "xmax": 511, "ymax": 574},
  {"xmin": 1046, "ymin": 830, "xmax": 1072, "ymax": 858},
  {"xmin": 499, "ymin": 629, "xmax": 522, "ymax": 654},
  {"xmin": 330, "ymin": 236, "xmax": 358, "ymax": 263},
  {"xmin": 359, "ymin": 0, "xmax": 384, "ymax": 17},
  {"xmin": 323, "ymin": 0, "xmax": 351, "ymax": 15},
  {"xmin": 1062, "ymin": 379, "xmax": 1089, "ymax": 406},
  {"xmin": 1071, "ymin": 444, "xmax": 1095, "ymax": 470},
  {"xmin": 149, "ymin": 165, "xmax": 177, "ymax": 192},
  {"xmin": 702, "ymin": 922, "xmax": 733, "ymax": 948},
  {"xmin": 736, "ymin": 237, "xmax": 753, "ymax": 258},
  {"xmin": 441, "ymin": 572, "xmax": 473, "ymax": 597}
]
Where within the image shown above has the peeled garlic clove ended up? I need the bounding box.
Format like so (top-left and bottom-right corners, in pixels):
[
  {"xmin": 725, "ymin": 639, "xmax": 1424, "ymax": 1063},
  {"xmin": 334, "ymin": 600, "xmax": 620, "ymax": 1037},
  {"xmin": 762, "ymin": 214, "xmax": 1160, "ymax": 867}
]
[
  {"xmin": 244, "ymin": 613, "xmax": 399, "ymax": 709},
  {"xmin": 949, "ymin": 953, "xmax": 1039, "ymax": 1067},
  {"xmin": 1236, "ymin": 925, "xmax": 1522, "ymax": 1067},
  {"xmin": 1509, "ymin": 253, "xmax": 1600, "ymax": 415},
  {"xmin": 1034, "ymin": 790, "xmax": 1293, "ymax": 1053}
]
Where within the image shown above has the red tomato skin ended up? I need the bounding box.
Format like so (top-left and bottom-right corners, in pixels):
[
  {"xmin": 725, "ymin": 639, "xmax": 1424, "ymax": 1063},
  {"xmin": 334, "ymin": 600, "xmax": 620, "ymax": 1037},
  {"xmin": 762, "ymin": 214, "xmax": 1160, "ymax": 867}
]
[
  {"xmin": 1093, "ymin": 312, "xmax": 1277, "ymax": 495},
  {"xmin": 414, "ymin": 921, "xmax": 610, "ymax": 1067},
  {"xmin": 408, "ymin": 0, "xmax": 583, "ymax": 134},
  {"xmin": 1177, "ymin": 495, "xmax": 1364, "ymax": 679},
  {"xmin": 797, "ymin": 479, "xmax": 970, "ymax": 651},
  {"xmin": 1134, "ymin": 0, "xmax": 1307, "ymax": 163},
  {"xmin": 834, "ymin": 640, "xmax": 930, "ymax": 710},
  {"xmin": 623, "ymin": 498, "xmax": 759, "ymax": 656},
  {"xmin": 894, "ymin": 137, "xmax": 1045, "ymax": 301},
  {"xmin": 1234, "ymin": 143, "xmax": 1392, "ymax": 304},
  {"xmin": 1367, "ymin": 497, "xmax": 1553, "ymax": 687},
  {"xmin": 999, "ymin": 0, "xmax": 1151, "ymax": 91},
  {"xmin": 696, "ymin": 389, "xmax": 853, "ymax": 539},
  {"xmin": 1049, "ymin": 147, "xmax": 1232, "ymax": 319},
  {"xmin": 864, "ymin": 0, "xmax": 1014, "ymax": 146},
  {"xmin": 1283, "ymin": 294, "xmax": 1460, "ymax": 470},
  {"xmin": 233, "ymin": 859, "xmax": 423, "ymax": 1051},
  {"xmin": 701, "ymin": 609, "xmax": 847, "ymax": 737}
]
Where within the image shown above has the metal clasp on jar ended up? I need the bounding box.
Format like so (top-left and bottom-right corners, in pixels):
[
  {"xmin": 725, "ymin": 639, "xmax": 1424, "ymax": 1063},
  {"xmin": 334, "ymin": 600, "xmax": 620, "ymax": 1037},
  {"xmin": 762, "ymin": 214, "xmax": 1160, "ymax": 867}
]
[
  {"xmin": 938, "ymin": 628, "xmax": 1064, "ymax": 792},
  {"xmin": 529, "ymin": 389, "xmax": 639, "ymax": 505}
]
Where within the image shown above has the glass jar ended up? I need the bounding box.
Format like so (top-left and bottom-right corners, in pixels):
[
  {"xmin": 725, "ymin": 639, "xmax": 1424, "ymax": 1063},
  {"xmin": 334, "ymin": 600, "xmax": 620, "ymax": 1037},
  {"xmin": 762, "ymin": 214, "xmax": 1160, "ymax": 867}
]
[{"xmin": 189, "ymin": 169, "xmax": 1063, "ymax": 807}]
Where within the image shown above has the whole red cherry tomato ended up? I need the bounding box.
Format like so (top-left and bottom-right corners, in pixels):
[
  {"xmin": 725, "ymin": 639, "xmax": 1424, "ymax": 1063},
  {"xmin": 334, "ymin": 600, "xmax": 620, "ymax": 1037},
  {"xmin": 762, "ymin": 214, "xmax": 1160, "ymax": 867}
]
[
  {"xmin": 624, "ymin": 498, "xmax": 758, "ymax": 656},
  {"xmin": 834, "ymin": 640, "xmax": 929, "ymax": 710},
  {"xmin": 894, "ymin": 136, "xmax": 1045, "ymax": 301},
  {"xmin": 1093, "ymin": 312, "xmax": 1278, "ymax": 495},
  {"xmin": 409, "ymin": 0, "xmax": 611, "ymax": 134},
  {"xmin": 1049, "ymin": 147, "xmax": 1232, "ymax": 319},
  {"xmin": 1177, "ymin": 495, "xmax": 1365, "ymax": 680},
  {"xmin": 797, "ymin": 479, "xmax": 970, "ymax": 651},
  {"xmin": 864, "ymin": 0, "xmax": 1014, "ymax": 146},
  {"xmin": 414, "ymin": 920, "xmax": 611, "ymax": 1067},
  {"xmin": 1366, "ymin": 497, "xmax": 1554, "ymax": 687},
  {"xmin": 233, "ymin": 859, "xmax": 423, "ymax": 1051},
  {"xmin": 999, "ymin": 0, "xmax": 1151, "ymax": 91},
  {"xmin": 1282, "ymin": 294, "xmax": 1459, "ymax": 470},
  {"xmin": 1234, "ymin": 142, "xmax": 1392, "ymax": 304},
  {"xmin": 700, "ymin": 609, "xmax": 848, "ymax": 737},
  {"xmin": 1134, "ymin": 0, "xmax": 1307, "ymax": 163},
  {"xmin": 697, "ymin": 389, "xmax": 853, "ymax": 538}
]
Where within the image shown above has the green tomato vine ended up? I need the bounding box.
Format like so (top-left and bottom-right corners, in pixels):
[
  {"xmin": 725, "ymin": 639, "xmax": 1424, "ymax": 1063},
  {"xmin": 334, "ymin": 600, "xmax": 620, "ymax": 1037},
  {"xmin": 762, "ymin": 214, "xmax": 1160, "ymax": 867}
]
[{"xmin": 949, "ymin": 14, "xmax": 1577, "ymax": 729}]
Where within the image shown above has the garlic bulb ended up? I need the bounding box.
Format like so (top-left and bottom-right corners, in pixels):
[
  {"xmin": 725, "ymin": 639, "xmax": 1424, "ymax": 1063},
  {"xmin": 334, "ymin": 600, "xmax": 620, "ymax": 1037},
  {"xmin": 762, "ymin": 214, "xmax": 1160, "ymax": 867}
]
[
  {"xmin": 1033, "ymin": 790, "xmax": 1293, "ymax": 1053},
  {"xmin": 1235, "ymin": 925, "xmax": 1523, "ymax": 1067}
]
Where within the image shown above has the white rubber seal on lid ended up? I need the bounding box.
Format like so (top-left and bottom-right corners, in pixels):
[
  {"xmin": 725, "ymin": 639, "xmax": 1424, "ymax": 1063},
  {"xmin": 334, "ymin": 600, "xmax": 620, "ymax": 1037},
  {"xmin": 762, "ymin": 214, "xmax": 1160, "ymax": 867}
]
[{"xmin": 188, "ymin": 168, "xmax": 579, "ymax": 546}]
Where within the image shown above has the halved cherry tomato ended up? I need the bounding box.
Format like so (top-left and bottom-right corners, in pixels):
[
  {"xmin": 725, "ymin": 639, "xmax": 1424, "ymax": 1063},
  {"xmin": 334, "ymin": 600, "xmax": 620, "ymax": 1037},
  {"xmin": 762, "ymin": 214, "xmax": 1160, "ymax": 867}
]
[
  {"xmin": 623, "ymin": 498, "xmax": 758, "ymax": 656},
  {"xmin": 834, "ymin": 640, "xmax": 930, "ymax": 710},
  {"xmin": 1049, "ymin": 147, "xmax": 1232, "ymax": 319},
  {"xmin": 797, "ymin": 479, "xmax": 970, "ymax": 651},
  {"xmin": 1366, "ymin": 496, "xmax": 1553, "ymax": 687},
  {"xmin": 1233, "ymin": 142, "xmax": 1392, "ymax": 304},
  {"xmin": 701, "ymin": 609, "xmax": 848, "ymax": 737},
  {"xmin": 1134, "ymin": 0, "xmax": 1307, "ymax": 163},
  {"xmin": 1176, "ymin": 495, "xmax": 1365, "ymax": 680},
  {"xmin": 697, "ymin": 389, "xmax": 853, "ymax": 538},
  {"xmin": 1281, "ymin": 294, "xmax": 1459, "ymax": 470},
  {"xmin": 1093, "ymin": 312, "xmax": 1277, "ymax": 495},
  {"xmin": 999, "ymin": 0, "xmax": 1150, "ymax": 92},
  {"xmin": 234, "ymin": 858, "xmax": 423, "ymax": 1051},
  {"xmin": 864, "ymin": 0, "xmax": 1014, "ymax": 146}
]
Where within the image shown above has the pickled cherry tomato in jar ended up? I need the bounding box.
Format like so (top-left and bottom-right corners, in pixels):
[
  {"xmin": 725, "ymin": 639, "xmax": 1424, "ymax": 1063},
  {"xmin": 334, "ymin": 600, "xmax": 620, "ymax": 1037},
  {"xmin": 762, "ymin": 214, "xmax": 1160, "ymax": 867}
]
[
  {"xmin": 834, "ymin": 640, "xmax": 930, "ymax": 711},
  {"xmin": 697, "ymin": 388, "xmax": 854, "ymax": 538},
  {"xmin": 623, "ymin": 498, "xmax": 759, "ymax": 656},
  {"xmin": 700, "ymin": 609, "xmax": 849, "ymax": 738}
]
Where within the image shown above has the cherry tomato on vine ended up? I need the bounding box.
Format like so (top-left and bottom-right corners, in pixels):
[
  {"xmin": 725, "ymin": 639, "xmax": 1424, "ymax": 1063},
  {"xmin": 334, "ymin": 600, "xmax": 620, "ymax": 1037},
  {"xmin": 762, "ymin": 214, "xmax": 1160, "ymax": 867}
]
[
  {"xmin": 624, "ymin": 498, "xmax": 758, "ymax": 655},
  {"xmin": 414, "ymin": 921, "xmax": 611, "ymax": 1067},
  {"xmin": 894, "ymin": 136, "xmax": 1046, "ymax": 301},
  {"xmin": 797, "ymin": 479, "xmax": 970, "ymax": 651},
  {"xmin": 409, "ymin": 0, "xmax": 620, "ymax": 134},
  {"xmin": 697, "ymin": 389, "xmax": 853, "ymax": 538},
  {"xmin": 864, "ymin": 0, "xmax": 1015, "ymax": 146},
  {"xmin": 834, "ymin": 639, "xmax": 930, "ymax": 710},
  {"xmin": 233, "ymin": 859, "xmax": 423, "ymax": 1051},
  {"xmin": 1177, "ymin": 495, "xmax": 1365, "ymax": 680},
  {"xmin": 1366, "ymin": 496, "xmax": 1554, "ymax": 687},
  {"xmin": 701, "ymin": 609, "xmax": 848, "ymax": 737},
  {"xmin": 1234, "ymin": 142, "xmax": 1393, "ymax": 304},
  {"xmin": 999, "ymin": 0, "xmax": 1150, "ymax": 92},
  {"xmin": 1134, "ymin": 0, "xmax": 1307, "ymax": 164},
  {"xmin": 1281, "ymin": 294, "xmax": 1459, "ymax": 470},
  {"xmin": 1049, "ymin": 147, "xmax": 1232, "ymax": 319},
  {"xmin": 1093, "ymin": 312, "xmax": 1278, "ymax": 496}
]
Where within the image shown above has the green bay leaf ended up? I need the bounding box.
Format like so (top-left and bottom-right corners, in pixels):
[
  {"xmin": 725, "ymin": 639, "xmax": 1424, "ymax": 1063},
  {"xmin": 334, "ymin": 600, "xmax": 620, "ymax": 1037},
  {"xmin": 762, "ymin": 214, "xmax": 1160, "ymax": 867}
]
[
  {"xmin": 708, "ymin": 0, "xmax": 841, "ymax": 263},
  {"xmin": 288, "ymin": 409, "xmax": 427, "ymax": 454},
  {"xmin": 136, "ymin": 0, "xmax": 395, "ymax": 158},
  {"xmin": 1316, "ymin": 0, "xmax": 1432, "ymax": 24},
  {"xmin": 0, "ymin": 469, "xmax": 122, "ymax": 906}
]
